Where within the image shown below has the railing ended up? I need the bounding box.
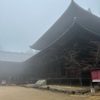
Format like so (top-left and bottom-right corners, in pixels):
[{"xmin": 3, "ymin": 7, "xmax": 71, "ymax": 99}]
[{"xmin": 47, "ymin": 78, "xmax": 92, "ymax": 86}]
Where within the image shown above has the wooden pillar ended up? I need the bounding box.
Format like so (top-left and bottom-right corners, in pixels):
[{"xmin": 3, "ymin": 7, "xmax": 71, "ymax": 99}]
[
  {"xmin": 80, "ymin": 77, "xmax": 83, "ymax": 87},
  {"xmin": 80, "ymin": 71, "xmax": 83, "ymax": 87}
]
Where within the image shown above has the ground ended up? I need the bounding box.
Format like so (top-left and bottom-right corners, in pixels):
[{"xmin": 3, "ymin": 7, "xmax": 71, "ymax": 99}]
[
  {"xmin": 0, "ymin": 86, "xmax": 99, "ymax": 100},
  {"xmin": 42, "ymin": 85, "xmax": 90, "ymax": 91}
]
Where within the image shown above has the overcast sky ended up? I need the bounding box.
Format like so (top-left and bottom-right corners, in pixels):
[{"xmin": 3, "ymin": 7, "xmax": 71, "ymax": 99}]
[{"xmin": 0, "ymin": 0, "xmax": 100, "ymax": 52}]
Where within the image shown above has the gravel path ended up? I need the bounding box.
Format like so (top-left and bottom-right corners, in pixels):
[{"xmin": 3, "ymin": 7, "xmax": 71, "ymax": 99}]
[{"xmin": 0, "ymin": 86, "xmax": 99, "ymax": 100}]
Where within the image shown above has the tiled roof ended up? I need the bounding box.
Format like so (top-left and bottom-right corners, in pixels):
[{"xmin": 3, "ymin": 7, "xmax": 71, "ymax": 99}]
[
  {"xmin": 31, "ymin": 0, "xmax": 100, "ymax": 50},
  {"xmin": 0, "ymin": 51, "xmax": 33, "ymax": 62}
]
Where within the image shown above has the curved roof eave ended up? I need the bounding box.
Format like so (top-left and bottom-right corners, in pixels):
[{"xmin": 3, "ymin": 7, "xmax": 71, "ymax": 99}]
[
  {"xmin": 25, "ymin": 20, "xmax": 77, "ymax": 63},
  {"xmin": 26, "ymin": 22, "xmax": 100, "ymax": 64},
  {"xmin": 30, "ymin": 0, "xmax": 77, "ymax": 50},
  {"xmin": 31, "ymin": 0, "xmax": 100, "ymax": 50},
  {"xmin": 45, "ymin": 22, "xmax": 100, "ymax": 52}
]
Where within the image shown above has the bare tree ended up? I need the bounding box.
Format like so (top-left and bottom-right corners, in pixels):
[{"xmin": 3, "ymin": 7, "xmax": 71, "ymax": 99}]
[
  {"xmin": 90, "ymin": 41, "xmax": 100, "ymax": 68},
  {"xmin": 64, "ymin": 41, "xmax": 100, "ymax": 77}
]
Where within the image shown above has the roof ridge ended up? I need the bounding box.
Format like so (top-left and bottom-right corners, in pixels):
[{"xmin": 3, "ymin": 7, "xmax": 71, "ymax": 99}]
[
  {"xmin": 76, "ymin": 22, "xmax": 100, "ymax": 37},
  {"xmin": 71, "ymin": 0, "xmax": 100, "ymax": 18}
]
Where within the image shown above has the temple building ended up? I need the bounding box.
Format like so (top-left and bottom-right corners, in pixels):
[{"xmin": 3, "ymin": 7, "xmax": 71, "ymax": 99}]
[
  {"xmin": 0, "ymin": 51, "xmax": 33, "ymax": 84},
  {"xmin": 25, "ymin": 0, "xmax": 100, "ymax": 85}
]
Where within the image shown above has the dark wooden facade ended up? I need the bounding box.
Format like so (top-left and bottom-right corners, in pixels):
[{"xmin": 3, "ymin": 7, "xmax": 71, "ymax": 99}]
[{"xmin": 24, "ymin": 1, "xmax": 100, "ymax": 85}]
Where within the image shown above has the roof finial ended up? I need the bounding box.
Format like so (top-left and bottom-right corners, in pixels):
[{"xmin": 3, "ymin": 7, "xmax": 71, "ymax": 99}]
[
  {"xmin": 74, "ymin": 17, "xmax": 77, "ymax": 22},
  {"xmin": 88, "ymin": 8, "xmax": 92, "ymax": 13},
  {"xmin": 74, "ymin": 17, "xmax": 76, "ymax": 20},
  {"xmin": 71, "ymin": 0, "xmax": 75, "ymax": 4},
  {"xmin": 71, "ymin": 0, "xmax": 74, "ymax": 2}
]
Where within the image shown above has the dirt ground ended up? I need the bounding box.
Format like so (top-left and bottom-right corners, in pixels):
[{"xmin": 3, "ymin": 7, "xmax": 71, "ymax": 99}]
[
  {"xmin": 0, "ymin": 86, "xmax": 99, "ymax": 100},
  {"xmin": 42, "ymin": 85, "xmax": 90, "ymax": 91}
]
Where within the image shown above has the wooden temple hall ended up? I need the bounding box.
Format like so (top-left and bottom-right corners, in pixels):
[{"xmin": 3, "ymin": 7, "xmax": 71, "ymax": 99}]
[{"xmin": 24, "ymin": 0, "xmax": 100, "ymax": 86}]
